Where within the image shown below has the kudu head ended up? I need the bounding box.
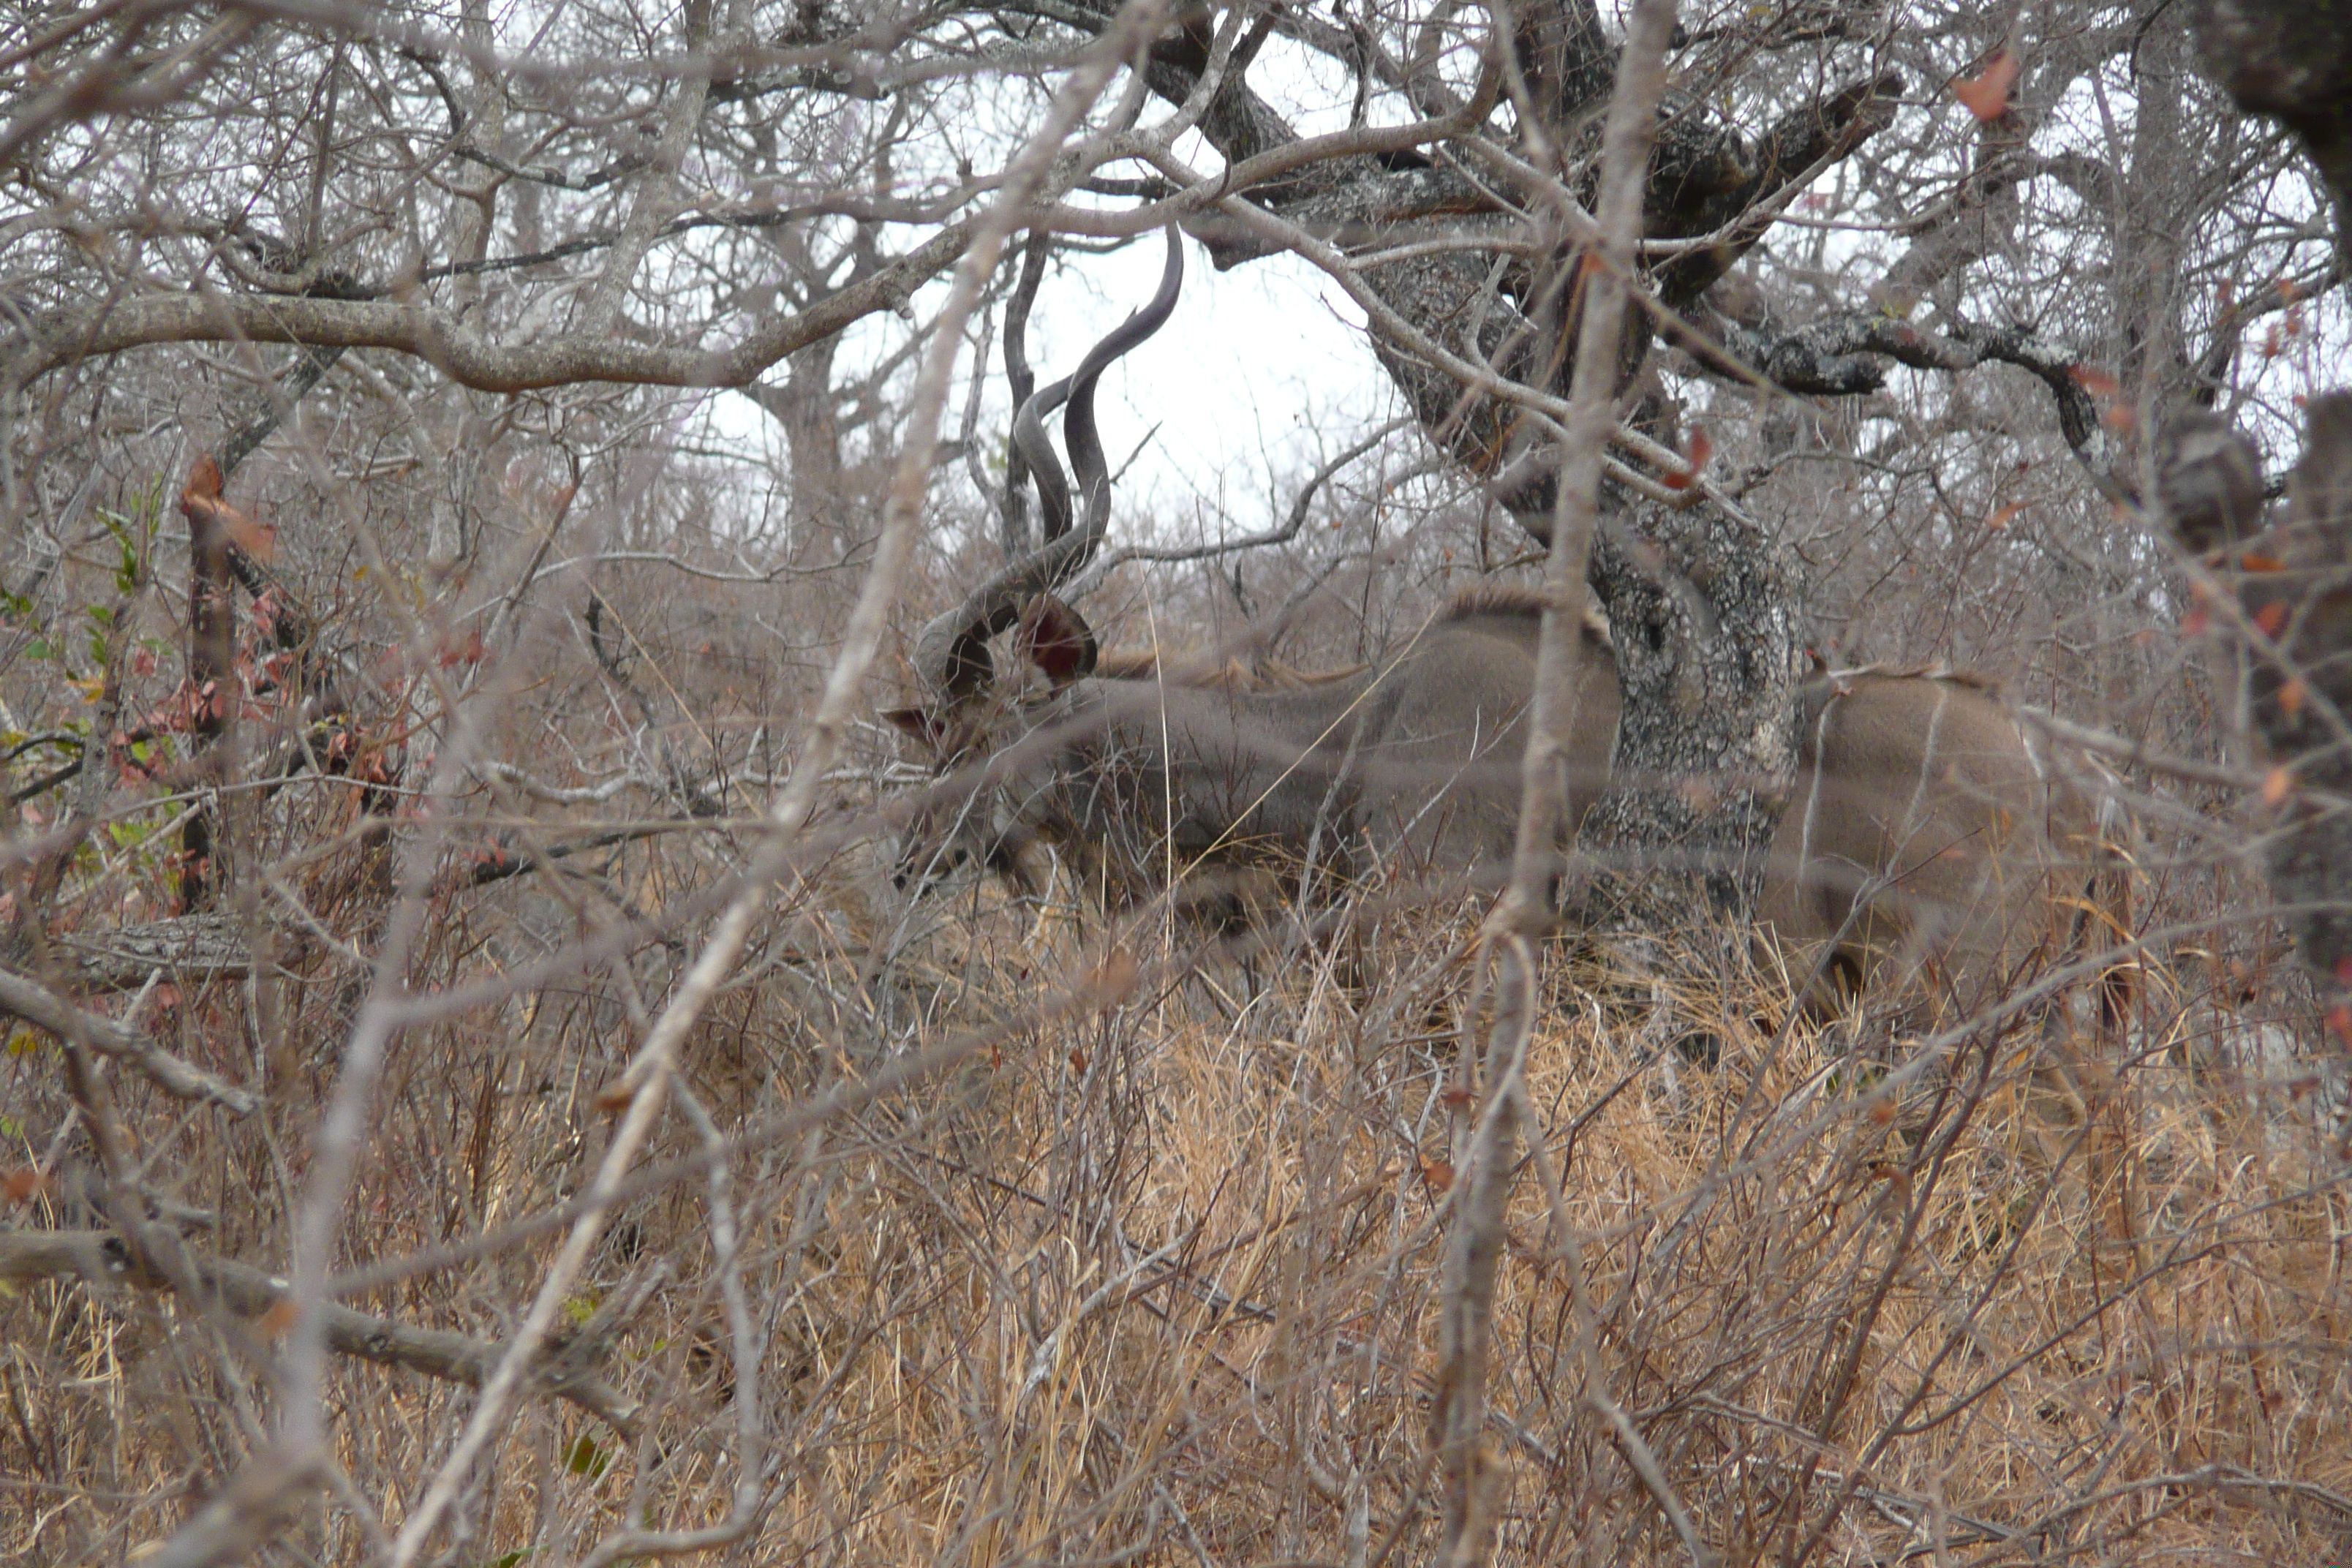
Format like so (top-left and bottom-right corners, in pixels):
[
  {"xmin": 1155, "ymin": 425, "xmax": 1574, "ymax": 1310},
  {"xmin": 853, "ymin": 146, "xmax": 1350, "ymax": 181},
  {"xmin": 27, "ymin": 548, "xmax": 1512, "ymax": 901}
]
[{"xmin": 884, "ymin": 227, "xmax": 1184, "ymax": 892}]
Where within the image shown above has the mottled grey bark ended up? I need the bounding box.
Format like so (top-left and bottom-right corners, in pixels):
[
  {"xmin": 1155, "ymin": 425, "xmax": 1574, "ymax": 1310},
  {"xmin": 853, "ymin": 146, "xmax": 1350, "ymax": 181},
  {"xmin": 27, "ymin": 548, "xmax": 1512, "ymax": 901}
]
[
  {"xmin": 1578, "ymin": 493, "xmax": 1802, "ymax": 923},
  {"xmin": 2161, "ymin": 399, "xmax": 2352, "ymax": 1073},
  {"xmin": 2196, "ymin": 0, "xmax": 2352, "ymax": 268},
  {"xmin": 2183, "ymin": 1, "xmax": 2352, "ymax": 1068}
]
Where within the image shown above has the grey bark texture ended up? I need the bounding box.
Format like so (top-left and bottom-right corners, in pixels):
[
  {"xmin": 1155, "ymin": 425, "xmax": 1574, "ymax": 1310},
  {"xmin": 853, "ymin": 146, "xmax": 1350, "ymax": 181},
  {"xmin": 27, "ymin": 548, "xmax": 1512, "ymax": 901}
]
[
  {"xmin": 2163, "ymin": 398, "xmax": 2352, "ymax": 1060},
  {"xmin": 2182, "ymin": 0, "xmax": 2352, "ymax": 1059},
  {"xmin": 2196, "ymin": 0, "xmax": 2352, "ymax": 268}
]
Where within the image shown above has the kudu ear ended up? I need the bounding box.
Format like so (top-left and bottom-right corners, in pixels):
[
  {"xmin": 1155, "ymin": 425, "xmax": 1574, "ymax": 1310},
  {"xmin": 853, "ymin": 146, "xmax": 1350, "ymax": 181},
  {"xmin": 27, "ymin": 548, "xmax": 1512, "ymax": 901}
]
[{"xmin": 1017, "ymin": 595, "xmax": 1098, "ymax": 686}]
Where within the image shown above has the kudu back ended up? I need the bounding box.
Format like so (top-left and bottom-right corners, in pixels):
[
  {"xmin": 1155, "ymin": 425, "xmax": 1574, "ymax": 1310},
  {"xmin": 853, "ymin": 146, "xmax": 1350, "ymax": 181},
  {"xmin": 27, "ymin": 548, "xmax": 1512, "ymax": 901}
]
[
  {"xmin": 1760, "ymin": 666, "xmax": 2122, "ymax": 1019},
  {"xmin": 892, "ymin": 588, "xmax": 1621, "ymax": 918}
]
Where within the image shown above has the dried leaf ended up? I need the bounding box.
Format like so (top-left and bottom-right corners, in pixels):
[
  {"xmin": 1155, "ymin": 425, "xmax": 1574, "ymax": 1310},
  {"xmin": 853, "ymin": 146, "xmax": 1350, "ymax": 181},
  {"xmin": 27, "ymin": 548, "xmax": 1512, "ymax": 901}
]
[
  {"xmin": 1953, "ymin": 48, "xmax": 2020, "ymax": 121},
  {"xmin": 2239, "ymin": 553, "xmax": 2285, "ymax": 573},
  {"xmin": 2262, "ymin": 766, "xmax": 2293, "ymax": 805},
  {"xmin": 2, "ymin": 1167, "xmax": 48, "ymax": 1203},
  {"xmin": 2068, "ymin": 364, "xmax": 2121, "ymax": 399},
  {"xmin": 2278, "ymin": 678, "xmax": 2307, "ymax": 716},
  {"xmin": 1418, "ymin": 1157, "xmax": 1455, "ymax": 1194},
  {"xmin": 219, "ymin": 515, "xmax": 278, "ymax": 563},
  {"xmin": 438, "ymin": 628, "xmax": 488, "ymax": 668},
  {"xmin": 178, "ymin": 454, "xmax": 224, "ymax": 515},
  {"xmin": 2253, "ymin": 601, "xmax": 2289, "ymax": 638},
  {"xmin": 1986, "ymin": 502, "xmax": 2027, "ymax": 532}
]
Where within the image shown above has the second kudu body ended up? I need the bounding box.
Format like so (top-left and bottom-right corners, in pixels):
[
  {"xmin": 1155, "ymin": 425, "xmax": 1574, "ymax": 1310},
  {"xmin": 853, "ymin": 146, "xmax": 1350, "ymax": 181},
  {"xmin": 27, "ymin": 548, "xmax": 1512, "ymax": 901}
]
[{"xmin": 1759, "ymin": 665, "xmax": 2120, "ymax": 1019}]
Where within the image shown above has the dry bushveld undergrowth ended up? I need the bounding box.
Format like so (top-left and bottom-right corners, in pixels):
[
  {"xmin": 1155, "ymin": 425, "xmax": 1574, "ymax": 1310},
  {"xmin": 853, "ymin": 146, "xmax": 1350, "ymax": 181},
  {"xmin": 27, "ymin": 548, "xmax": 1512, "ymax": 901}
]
[
  {"xmin": 7, "ymin": 0, "xmax": 2352, "ymax": 1560},
  {"xmin": 7, "ymin": 858, "xmax": 2348, "ymax": 1566}
]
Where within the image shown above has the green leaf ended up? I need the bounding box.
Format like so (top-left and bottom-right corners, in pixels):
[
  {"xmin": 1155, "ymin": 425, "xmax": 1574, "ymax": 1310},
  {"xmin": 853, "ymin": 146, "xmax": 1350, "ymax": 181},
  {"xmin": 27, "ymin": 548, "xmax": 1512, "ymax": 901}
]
[{"xmin": 564, "ymin": 1436, "xmax": 609, "ymax": 1478}]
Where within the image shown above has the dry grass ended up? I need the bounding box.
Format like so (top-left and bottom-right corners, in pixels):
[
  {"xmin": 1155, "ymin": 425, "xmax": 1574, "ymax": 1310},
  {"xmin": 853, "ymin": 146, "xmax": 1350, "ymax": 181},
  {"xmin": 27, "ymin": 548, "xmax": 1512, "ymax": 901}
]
[{"xmin": 8, "ymin": 858, "xmax": 2347, "ymax": 1567}]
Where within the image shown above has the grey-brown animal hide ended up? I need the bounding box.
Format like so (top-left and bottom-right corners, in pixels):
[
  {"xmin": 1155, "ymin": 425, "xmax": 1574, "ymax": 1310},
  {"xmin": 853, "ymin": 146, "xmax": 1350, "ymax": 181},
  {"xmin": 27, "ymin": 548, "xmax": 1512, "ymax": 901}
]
[
  {"xmin": 894, "ymin": 587, "xmax": 1620, "ymax": 916},
  {"xmin": 1760, "ymin": 666, "xmax": 2108, "ymax": 1017}
]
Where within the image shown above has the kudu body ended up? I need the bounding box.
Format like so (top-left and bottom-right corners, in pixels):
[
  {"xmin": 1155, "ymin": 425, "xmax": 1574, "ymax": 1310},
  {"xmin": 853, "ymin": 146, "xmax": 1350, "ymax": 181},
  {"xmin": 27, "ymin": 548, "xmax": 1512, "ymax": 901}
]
[
  {"xmin": 1758, "ymin": 666, "xmax": 2121, "ymax": 1019},
  {"xmin": 893, "ymin": 589, "xmax": 1621, "ymax": 915}
]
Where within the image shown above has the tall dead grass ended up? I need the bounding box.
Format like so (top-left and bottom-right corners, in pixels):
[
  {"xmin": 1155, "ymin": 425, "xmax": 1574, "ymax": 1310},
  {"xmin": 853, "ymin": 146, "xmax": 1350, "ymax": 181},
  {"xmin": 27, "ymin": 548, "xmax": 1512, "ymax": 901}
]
[{"xmin": 9, "ymin": 857, "xmax": 2345, "ymax": 1567}]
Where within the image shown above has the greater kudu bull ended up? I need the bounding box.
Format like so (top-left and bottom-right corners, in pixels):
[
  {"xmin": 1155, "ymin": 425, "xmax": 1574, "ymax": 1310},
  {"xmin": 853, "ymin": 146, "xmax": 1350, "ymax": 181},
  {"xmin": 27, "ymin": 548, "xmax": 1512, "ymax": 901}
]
[{"xmin": 884, "ymin": 228, "xmax": 1619, "ymax": 916}]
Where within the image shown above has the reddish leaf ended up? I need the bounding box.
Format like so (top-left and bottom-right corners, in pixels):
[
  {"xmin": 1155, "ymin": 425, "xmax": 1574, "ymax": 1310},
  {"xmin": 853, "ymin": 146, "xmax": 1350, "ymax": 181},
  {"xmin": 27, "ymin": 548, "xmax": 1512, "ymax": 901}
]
[
  {"xmin": 1986, "ymin": 502, "xmax": 2027, "ymax": 532},
  {"xmin": 3, "ymin": 1167, "xmax": 48, "ymax": 1203},
  {"xmin": 1418, "ymin": 1157, "xmax": 1455, "ymax": 1194},
  {"xmin": 2239, "ymin": 553, "xmax": 2286, "ymax": 573},
  {"xmin": 2253, "ymin": 601, "xmax": 2290, "ymax": 638},
  {"xmin": 1067, "ymin": 1048, "xmax": 1089, "ymax": 1074},
  {"xmin": 2181, "ymin": 606, "xmax": 2212, "ymax": 637},
  {"xmin": 1953, "ymin": 49, "xmax": 2021, "ymax": 121},
  {"xmin": 2279, "ymin": 678, "xmax": 2307, "ymax": 716},
  {"xmin": 178, "ymin": 455, "xmax": 225, "ymax": 518},
  {"xmin": 1441, "ymin": 1085, "xmax": 1475, "ymax": 1109},
  {"xmin": 2262, "ymin": 766, "xmax": 2293, "ymax": 805},
  {"xmin": 219, "ymin": 513, "xmax": 278, "ymax": 564},
  {"xmin": 2068, "ymin": 365, "xmax": 2121, "ymax": 399},
  {"xmin": 260, "ymin": 1299, "xmax": 300, "ymax": 1335}
]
